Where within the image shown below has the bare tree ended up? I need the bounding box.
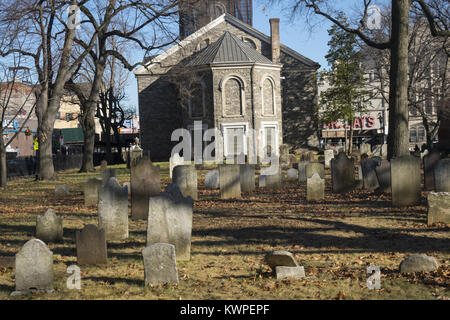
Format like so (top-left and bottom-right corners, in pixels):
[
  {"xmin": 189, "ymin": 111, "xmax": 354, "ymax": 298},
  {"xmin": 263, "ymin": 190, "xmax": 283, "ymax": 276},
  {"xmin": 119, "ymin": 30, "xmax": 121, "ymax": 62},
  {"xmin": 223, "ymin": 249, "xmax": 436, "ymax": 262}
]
[{"xmin": 281, "ymin": 0, "xmax": 449, "ymax": 159}]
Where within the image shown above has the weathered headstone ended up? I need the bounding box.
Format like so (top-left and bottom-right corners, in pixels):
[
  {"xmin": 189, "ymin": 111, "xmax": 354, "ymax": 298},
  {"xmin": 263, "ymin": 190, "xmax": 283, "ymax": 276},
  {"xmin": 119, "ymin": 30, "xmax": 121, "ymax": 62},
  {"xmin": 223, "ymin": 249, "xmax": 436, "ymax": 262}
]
[
  {"xmin": 324, "ymin": 149, "xmax": 334, "ymax": 168},
  {"xmin": 101, "ymin": 168, "xmax": 116, "ymax": 187},
  {"xmin": 307, "ymin": 173, "xmax": 325, "ymax": 201},
  {"xmin": 84, "ymin": 178, "xmax": 103, "ymax": 206},
  {"xmin": 130, "ymin": 143, "xmax": 143, "ymax": 168},
  {"xmin": 131, "ymin": 157, "xmax": 161, "ymax": 220},
  {"xmin": 12, "ymin": 239, "xmax": 53, "ymax": 295},
  {"xmin": 375, "ymin": 159, "xmax": 391, "ymax": 193},
  {"xmin": 219, "ymin": 164, "xmax": 241, "ymax": 199},
  {"xmin": 265, "ymin": 169, "xmax": 282, "ymax": 189},
  {"xmin": 331, "ymin": 152, "xmax": 356, "ymax": 193},
  {"xmin": 142, "ymin": 243, "xmax": 179, "ymax": 286},
  {"xmin": 98, "ymin": 177, "xmax": 129, "ymax": 240},
  {"xmin": 305, "ymin": 162, "xmax": 324, "ymax": 179},
  {"xmin": 100, "ymin": 160, "xmax": 107, "ymax": 170},
  {"xmin": 423, "ymin": 150, "xmax": 441, "ymax": 191},
  {"xmin": 399, "ymin": 254, "xmax": 439, "ymax": 273},
  {"xmin": 264, "ymin": 251, "xmax": 299, "ymax": 271},
  {"xmin": 76, "ymin": 224, "xmax": 107, "ymax": 265},
  {"xmin": 298, "ymin": 161, "xmax": 308, "ymax": 182},
  {"xmin": 169, "ymin": 153, "xmax": 184, "ymax": 179},
  {"xmin": 240, "ymin": 164, "xmax": 256, "ymax": 192},
  {"xmin": 147, "ymin": 184, "xmax": 193, "ymax": 261},
  {"xmin": 360, "ymin": 143, "xmax": 371, "ymax": 155},
  {"xmin": 123, "ymin": 182, "xmax": 131, "ymax": 195},
  {"xmin": 36, "ymin": 209, "xmax": 63, "ymax": 243},
  {"xmin": 205, "ymin": 170, "xmax": 219, "ymax": 189},
  {"xmin": 276, "ymin": 266, "xmax": 306, "ymax": 281},
  {"xmin": 54, "ymin": 184, "xmax": 70, "ymax": 197},
  {"xmin": 434, "ymin": 159, "xmax": 450, "ymax": 192},
  {"xmin": 172, "ymin": 165, "xmax": 198, "ymax": 200},
  {"xmin": 361, "ymin": 157, "xmax": 381, "ymax": 190},
  {"xmin": 391, "ymin": 156, "xmax": 421, "ymax": 206},
  {"xmin": 427, "ymin": 192, "xmax": 450, "ymax": 225},
  {"xmin": 286, "ymin": 168, "xmax": 298, "ymax": 182},
  {"xmin": 279, "ymin": 144, "xmax": 290, "ymax": 169},
  {"xmin": 259, "ymin": 175, "xmax": 267, "ymax": 188}
]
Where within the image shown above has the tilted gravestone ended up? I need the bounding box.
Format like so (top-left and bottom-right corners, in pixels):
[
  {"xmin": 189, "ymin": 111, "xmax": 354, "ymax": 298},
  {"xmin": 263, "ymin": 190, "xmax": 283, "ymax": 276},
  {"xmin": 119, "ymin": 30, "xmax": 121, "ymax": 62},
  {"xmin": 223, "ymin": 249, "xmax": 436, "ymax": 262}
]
[
  {"xmin": 423, "ymin": 150, "xmax": 441, "ymax": 191},
  {"xmin": 84, "ymin": 178, "xmax": 103, "ymax": 206},
  {"xmin": 76, "ymin": 224, "xmax": 107, "ymax": 265},
  {"xmin": 434, "ymin": 159, "xmax": 450, "ymax": 192},
  {"xmin": 391, "ymin": 155, "xmax": 421, "ymax": 206},
  {"xmin": 307, "ymin": 173, "xmax": 325, "ymax": 201},
  {"xmin": 361, "ymin": 157, "xmax": 381, "ymax": 190},
  {"xmin": 142, "ymin": 243, "xmax": 179, "ymax": 286},
  {"xmin": 298, "ymin": 161, "xmax": 308, "ymax": 182},
  {"xmin": 98, "ymin": 177, "xmax": 129, "ymax": 241},
  {"xmin": 324, "ymin": 149, "xmax": 334, "ymax": 168},
  {"xmin": 331, "ymin": 152, "xmax": 356, "ymax": 193},
  {"xmin": 169, "ymin": 153, "xmax": 184, "ymax": 179},
  {"xmin": 12, "ymin": 239, "xmax": 53, "ymax": 295},
  {"xmin": 240, "ymin": 164, "xmax": 255, "ymax": 192},
  {"xmin": 131, "ymin": 157, "xmax": 161, "ymax": 220},
  {"xmin": 305, "ymin": 162, "xmax": 324, "ymax": 179},
  {"xmin": 36, "ymin": 209, "xmax": 63, "ymax": 243},
  {"xmin": 205, "ymin": 170, "xmax": 219, "ymax": 189},
  {"xmin": 286, "ymin": 168, "xmax": 298, "ymax": 182},
  {"xmin": 427, "ymin": 192, "xmax": 450, "ymax": 225},
  {"xmin": 101, "ymin": 168, "xmax": 116, "ymax": 187},
  {"xmin": 172, "ymin": 165, "xmax": 198, "ymax": 200},
  {"xmin": 147, "ymin": 184, "xmax": 193, "ymax": 261},
  {"xmin": 375, "ymin": 159, "xmax": 391, "ymax": 193},
  {"xmin": 219, "ymin": 164, "xmax": 241, "ymax": 199}
]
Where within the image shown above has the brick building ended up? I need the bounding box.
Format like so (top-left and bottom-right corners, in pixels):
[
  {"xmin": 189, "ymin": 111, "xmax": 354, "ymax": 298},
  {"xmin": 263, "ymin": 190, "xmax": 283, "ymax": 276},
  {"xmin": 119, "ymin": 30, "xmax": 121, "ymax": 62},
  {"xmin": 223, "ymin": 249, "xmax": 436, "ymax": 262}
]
[{"xmin": 135, "ymin": 1, "xmax": 320, "ymax": 161}]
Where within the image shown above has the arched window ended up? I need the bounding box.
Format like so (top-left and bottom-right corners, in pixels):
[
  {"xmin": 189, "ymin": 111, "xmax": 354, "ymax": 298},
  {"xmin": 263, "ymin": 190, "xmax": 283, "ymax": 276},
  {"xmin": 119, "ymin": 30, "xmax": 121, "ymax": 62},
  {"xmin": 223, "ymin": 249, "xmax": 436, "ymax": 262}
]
[
  {"xmin": 220, "ymin": 75, "xmax": 246, "ymax": 117},
  {"xmin": 410, "ymin": 124, "xmax": 425, "ymax": 143},
  {"xmin": 242, "ymin": 37, "xmax": 257, "ymax": 50},
  {"xmin": 197, "ymin": 38, "xmax": 210, "ymax": 51},
  {"xmin": 188, "ymin": 80, "xmax": 206, "ymax": 118},
  {"xmin": 261, "ymin": 76, "xmax": 276, "ymax": 116}
]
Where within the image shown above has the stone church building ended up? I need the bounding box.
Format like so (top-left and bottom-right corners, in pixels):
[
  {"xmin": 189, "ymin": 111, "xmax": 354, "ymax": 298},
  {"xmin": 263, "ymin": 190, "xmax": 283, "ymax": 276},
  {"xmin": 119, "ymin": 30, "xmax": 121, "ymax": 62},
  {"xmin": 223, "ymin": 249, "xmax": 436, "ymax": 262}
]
[{"xmin": 135, "ymin": 0, "xmax": 320, "ymax": 161}]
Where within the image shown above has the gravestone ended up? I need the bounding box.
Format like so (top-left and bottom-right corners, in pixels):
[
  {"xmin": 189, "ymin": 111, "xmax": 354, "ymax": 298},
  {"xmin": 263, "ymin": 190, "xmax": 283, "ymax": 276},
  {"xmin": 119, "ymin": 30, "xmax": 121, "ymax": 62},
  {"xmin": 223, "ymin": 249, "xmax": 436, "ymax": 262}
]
[
  {"xmin": 142, "ymin": 243, "xmax": 179, "ymax": 286},
  {"xmin": 169, "ymin": 153, "xmax": 184, "ymax": 179},
  {"xmin": 100, "ymin": 160, "xmax": 107, "ymax": 170},
  {"xmin": 391, "ymin": 156, "xmax": 421, "ymax": 206},
  {"xmin": 265, "ymin": 169, "xmax": 282, "ymax": 189},
  {"xmin": 240, "ymin": 164, "xmax": 255, "ymax": 192},
  {"xmin": 76, "ymin": 224, "xmax": 107, "ymax": 265},
  {"xmin": 264, "ymin": 251, "xmax": 299, "ymax": 271},
  {"xmin": 361, "ymin": 157, "xmax": 381, "ymax": 190},
  {"xmin": 381, "ymin": 144, "xmax": 388, "ymax": 159},
  {"xmin": 423, "ymin": 150, "xmax": 441, "ymax": 191},
  {"xmin": 130, "ymin": 142, "xmax": 143, "ymax": 167},
  {"xmin": 101, "ymin": 168, "xmax": 116, "ymax": 187},
  {"xmin": 205, "ymin": 170, "xmax": 219, "ymax": 189},
  {"xmin": 259, "ymin": 175, "xmax": 267, "ymax": 188},
  {"xmin": 307, "ymin": 173, "xmax": 325, "ymax": 201},
  {"xmin": 219, "ymin": 164, "xmax": 241, "ymax": 199},
  {"xmin": 147, "ymin": 184, "xmax": 193, "ymax": 261},
  {"xmin": 399, "ymin": 254, "xmax": 439, "ymax": 273},
  {"xmin": 427, "ymin": 192, "xmax": 450, "ymax": 225},
  {"xmin": 434, "ymin": 159, "xmax": 450, "ymax": 192},
  {"xmin": 98, "ymin": 177, "xmax": 129, "ymax": 240},
  {"xmin": 298, "ymin": 161, "xmax": 308, "ymax": 182},
  {"xmin": 305, "ymin": 163, "xmax": 324, "ymax": 179},
  {"xmin": 13, "ymin": 239, "xmax": 53, "ymax": 295},
  {"xmin": 360, "ymin": 143, "xmax": 371, "ymax": 155},
  {"xmin": 324, "ymin": 149, "xmax": 334, "ymax": 168},
  {"xmin": 286, "ymin": 168, "xmax": 298, "ymax": 182},
  {"xmin": 131, "ymin": 157, "xmax": 161, "ymax": 220},
  {"xmin": 123, "ymin": 182, "xmax": 131, "ymax": 195},
  {"xmin": 36, "ymin": 209, "xmax": 63, "ymax": 243},
  {"xmin": 84, "ymin": 178, "xmax": 103, "ymax": 206},
  {"xmin": 331, "ymin": 152, "xmax": 356, "ymax": 193},
  {"xmin": 172, "ymin": 165, "xmax": 198, "ymax": 200},
  {"xmin": 279, "ymin": 144, "xmax": 290, "ymax": 169},
  {"xmin": 54, "ymin": 184, "xmax": 70, "ymax": 197},
  {"xmin": 276, "ymin": 266, "xmax": 306, "ymax": 281},
  {"xmin": 375, "ymin": 159, "xmax": 391, "ymax": 193}
]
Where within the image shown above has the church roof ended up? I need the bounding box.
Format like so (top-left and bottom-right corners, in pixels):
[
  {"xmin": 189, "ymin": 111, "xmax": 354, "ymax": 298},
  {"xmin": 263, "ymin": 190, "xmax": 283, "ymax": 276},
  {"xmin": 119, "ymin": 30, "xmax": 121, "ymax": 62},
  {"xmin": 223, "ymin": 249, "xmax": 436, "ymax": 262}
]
[{"xmin": 187, "ymin": 31, "xmax": 274, "ymax": 66}]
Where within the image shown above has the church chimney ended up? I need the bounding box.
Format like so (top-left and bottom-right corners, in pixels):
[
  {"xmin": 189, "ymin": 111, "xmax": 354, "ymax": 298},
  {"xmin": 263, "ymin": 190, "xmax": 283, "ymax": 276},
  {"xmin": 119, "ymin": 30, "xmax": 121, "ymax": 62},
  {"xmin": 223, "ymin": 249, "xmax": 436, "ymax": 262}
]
[{"xmin": 270, "ymin": 18, "xmax": 280, "ymax": 63}]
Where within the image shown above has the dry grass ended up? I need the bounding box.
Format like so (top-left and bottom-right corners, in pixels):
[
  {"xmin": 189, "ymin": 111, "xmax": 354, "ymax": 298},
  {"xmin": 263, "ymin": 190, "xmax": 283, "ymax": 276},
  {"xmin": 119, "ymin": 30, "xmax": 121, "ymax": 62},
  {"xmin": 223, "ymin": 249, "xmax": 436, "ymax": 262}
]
[{"xmin": 0, "ymin": 163, "xmax": 449, "ymax": 300}]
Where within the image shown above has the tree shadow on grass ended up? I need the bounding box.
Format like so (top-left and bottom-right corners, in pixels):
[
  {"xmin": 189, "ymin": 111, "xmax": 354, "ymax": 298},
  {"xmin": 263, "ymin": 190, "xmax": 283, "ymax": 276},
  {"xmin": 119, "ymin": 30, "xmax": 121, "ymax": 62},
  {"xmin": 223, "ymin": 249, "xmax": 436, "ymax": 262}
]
[{"xmin": 83, "ymin": 276, "xmax": 142, "ymax": 286}]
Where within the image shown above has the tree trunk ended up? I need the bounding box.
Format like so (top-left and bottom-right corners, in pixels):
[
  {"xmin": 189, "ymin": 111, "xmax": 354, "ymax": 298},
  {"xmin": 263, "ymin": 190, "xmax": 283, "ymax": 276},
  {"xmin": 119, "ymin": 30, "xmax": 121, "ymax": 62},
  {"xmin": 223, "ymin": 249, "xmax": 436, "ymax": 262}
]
[
  {"xmin": 79, "ymin": 112, "xmax": 96, "ymax": 172},
  {"xmin": 348, "ymin": 125, "xmax": 354, "ymax": 156},
  {"xmin": 0, "ymin": 134, "xmax": 7, "ymax": 188},
  {"xmin": 387, "ymin": 0, "xmax": 411, "ymax": 159}
]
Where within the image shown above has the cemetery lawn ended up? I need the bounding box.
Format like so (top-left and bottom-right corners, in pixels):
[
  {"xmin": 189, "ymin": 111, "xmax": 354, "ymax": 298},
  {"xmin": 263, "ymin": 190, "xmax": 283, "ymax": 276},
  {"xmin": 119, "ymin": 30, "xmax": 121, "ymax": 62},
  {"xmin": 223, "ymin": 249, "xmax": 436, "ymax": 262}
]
[{"xmin": 0, "ymin": 163, "xmax": 449, "ymax": 300}]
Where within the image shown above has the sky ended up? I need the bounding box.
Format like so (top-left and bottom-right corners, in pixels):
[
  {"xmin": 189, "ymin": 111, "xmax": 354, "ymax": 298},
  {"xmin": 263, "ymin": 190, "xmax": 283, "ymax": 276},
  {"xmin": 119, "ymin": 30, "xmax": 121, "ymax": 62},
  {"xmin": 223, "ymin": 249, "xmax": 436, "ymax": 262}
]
[{"xmin": 124, "ymin": 1, "xmax": 339, "ymax": 114}]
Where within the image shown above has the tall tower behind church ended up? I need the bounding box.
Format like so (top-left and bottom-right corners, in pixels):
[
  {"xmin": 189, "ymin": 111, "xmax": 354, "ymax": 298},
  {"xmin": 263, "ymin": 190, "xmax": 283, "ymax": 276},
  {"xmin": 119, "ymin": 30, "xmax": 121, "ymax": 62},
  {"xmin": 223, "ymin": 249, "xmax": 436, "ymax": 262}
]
[{"xmin": 179, "ymin": 0, "xmax": 252, "ymax": 39}]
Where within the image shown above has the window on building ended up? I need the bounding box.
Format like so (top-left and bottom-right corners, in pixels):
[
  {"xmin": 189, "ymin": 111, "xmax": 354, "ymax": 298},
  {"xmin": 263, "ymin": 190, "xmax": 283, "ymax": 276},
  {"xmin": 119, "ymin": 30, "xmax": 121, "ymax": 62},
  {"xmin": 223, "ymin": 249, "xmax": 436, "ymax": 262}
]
[
  {"xmin": 262, "ymin": 77, "xmax": 275, "ymax": 116},
  {"xmin": 243, "ymin": 37, "xmax": 257, "ymax": 50},
  {"xmin": 222, "ymin": 76, "xmax": 244, "ymax": 116},
  {"xmin": 410, "ymin": 125, "xmax": 426, "ymax": 143}
]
